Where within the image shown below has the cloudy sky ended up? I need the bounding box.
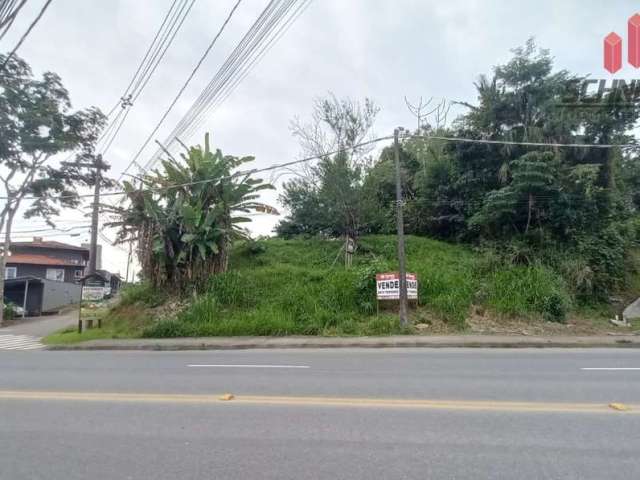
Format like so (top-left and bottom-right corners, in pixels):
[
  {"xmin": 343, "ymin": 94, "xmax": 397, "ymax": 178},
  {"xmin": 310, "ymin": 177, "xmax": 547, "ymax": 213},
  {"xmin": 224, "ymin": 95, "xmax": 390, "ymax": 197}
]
[{"xmin": 3, "ymin": 0, "xmax": 637, "ymax": 275}]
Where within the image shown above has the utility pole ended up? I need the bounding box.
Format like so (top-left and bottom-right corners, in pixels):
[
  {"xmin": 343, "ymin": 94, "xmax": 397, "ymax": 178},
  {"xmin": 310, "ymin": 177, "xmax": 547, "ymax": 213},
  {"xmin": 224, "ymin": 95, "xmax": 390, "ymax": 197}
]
[
  {"xmin": 125, "ymin": 240, "xmax": 132, "ymax": 283},
  {"xmin": 393, "ymin": 127, "xmax": 409, "ymax": 327},
  {"xmin": 88, "ymin": 155, "xmax": 102, "ymax": 275},
  {"xmin": 62, "ymin": 154, "xmax": 109, "ymax": 275}
]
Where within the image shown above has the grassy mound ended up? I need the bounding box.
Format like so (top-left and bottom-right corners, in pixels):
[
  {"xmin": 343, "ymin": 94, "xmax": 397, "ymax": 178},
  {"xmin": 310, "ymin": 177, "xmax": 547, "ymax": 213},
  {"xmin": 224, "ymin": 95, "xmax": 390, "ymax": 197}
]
[
  {"xmin": 142, "ymin": 235, "xmax": 572, "ymax": 337},
  {"xmin": 46, "ymin": 235, "xmax": 635, "ymax": 343}
]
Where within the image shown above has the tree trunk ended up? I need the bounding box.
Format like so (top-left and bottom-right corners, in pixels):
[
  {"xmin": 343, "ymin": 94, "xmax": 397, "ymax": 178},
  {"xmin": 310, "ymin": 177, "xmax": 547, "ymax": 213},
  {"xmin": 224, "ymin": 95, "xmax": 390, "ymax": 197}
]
[
  {"xmin": 525, "ymin": 193, "xmax": 533, "ymax": 235},
  {"xmin": 0, "ymin": 206, "xmax": 16, "ymax": 326}
]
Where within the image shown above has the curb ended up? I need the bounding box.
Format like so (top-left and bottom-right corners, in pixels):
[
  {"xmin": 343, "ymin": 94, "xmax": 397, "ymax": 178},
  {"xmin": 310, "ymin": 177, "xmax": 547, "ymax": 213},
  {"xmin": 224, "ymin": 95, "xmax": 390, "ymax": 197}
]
[{"xmin": 46, "ymin": 335, "xmax": 640, "ymax": 351}]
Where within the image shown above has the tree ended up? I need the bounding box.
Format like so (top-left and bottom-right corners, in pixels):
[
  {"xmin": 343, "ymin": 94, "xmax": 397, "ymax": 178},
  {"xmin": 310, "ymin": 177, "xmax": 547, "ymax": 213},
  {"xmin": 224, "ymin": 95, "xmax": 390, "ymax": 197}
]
[
  {"xmin": 276, "ymin": 94, "xmax": 379, "ymax": 250},
  {"xmin": 108, "ymin": 133, "xmax": 276, "ymax": 291},
  {"xmin": 0, "ymin": 53, "xmax": 106, "ymax": 325}
]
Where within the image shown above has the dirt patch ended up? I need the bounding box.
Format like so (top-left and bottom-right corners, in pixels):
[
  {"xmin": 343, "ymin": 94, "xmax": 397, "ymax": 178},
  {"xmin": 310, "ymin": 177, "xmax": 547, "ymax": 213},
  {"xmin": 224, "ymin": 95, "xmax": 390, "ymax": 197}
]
[{"xmin": 464, "ymin": 305, "xmax": 639, "ymax": 336}]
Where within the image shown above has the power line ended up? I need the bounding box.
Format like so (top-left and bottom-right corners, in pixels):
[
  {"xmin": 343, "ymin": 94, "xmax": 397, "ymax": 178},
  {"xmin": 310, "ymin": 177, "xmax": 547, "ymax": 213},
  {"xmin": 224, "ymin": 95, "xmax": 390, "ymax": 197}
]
[
  {"xmin": 10, "ymin": 230, "xmax": 89, "ymax": 239},
  {"xmin": 118, "ymin": 0, "xmax": 244, "ymax": 182},
  {"xmin": 142, "ymin": 0, "xmax": 311, "ymax": 174},
  {"xmin": 0, "ymin": 0, "xmax": 26, "ymax": 41},
  {"xmin": 154, "ymin": 0, "xmax": 290, "ymax": 158},
  {"xmin": 408, "ymin": 134, "xmax": 638, "ymax": 149},
  {"xmin": 6, "ymin": 135, "xmax": 393, "ymax": 202},
  {"xmin": 53, "ymin": 0, "xmax": 195, "ymax": 166},
  {"xmin": 0, "ymin": 0, "xmax": 53, "ymax": 71},
  {"xmin": 5, "ymin": 132, "xmax": 640, "ymax": 203},
  {"xmin": 129, "ymin": 0, "xmax": 196, "ymax": 105},
  {"xmin": 0, "ymin": 224, "xmax": 90, "ymax": 236},
  {"xmin": 177, "ymin": 0, "xmax": 312, "ymax": 147},
  {"xmin": 97, "ymin": 0, "xmax": 196, "ymax": 157}
]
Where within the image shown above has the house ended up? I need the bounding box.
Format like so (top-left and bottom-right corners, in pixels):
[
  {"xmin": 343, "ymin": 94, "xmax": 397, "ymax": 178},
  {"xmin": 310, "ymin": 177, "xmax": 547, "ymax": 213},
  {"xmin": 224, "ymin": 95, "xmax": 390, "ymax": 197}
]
[
  {"xmin": 5, "ymin": 237, "xmax": 89, "ymax": 283},
  {"xmin": 3, "ymin": 237, "xmax": 89, "ymax": 316},
  {"xmin": 96, "ymin": 269, "xmax": 122, "ymax": 296}
]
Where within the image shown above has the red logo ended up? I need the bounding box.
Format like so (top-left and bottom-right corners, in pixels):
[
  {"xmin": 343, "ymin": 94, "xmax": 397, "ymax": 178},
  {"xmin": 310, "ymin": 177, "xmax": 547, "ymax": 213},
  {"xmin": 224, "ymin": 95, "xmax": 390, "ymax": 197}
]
[{"xmin": 604, "ymin": 13, "xmax": 640, "ymax": 73}]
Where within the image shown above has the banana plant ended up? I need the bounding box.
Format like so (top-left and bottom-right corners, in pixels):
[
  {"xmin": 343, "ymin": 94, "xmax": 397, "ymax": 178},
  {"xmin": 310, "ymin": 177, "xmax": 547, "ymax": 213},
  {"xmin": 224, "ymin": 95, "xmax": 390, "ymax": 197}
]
[{"xmin": 108, "ymin": 133, "xmax": 278, "ymax": 290}]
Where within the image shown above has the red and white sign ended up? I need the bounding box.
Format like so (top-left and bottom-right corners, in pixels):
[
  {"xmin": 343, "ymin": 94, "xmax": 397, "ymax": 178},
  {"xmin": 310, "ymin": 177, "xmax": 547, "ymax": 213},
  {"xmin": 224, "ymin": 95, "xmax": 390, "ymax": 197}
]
[{"xmin": 376, "ymin": 272, "xmax": 418, "ymax": 300}]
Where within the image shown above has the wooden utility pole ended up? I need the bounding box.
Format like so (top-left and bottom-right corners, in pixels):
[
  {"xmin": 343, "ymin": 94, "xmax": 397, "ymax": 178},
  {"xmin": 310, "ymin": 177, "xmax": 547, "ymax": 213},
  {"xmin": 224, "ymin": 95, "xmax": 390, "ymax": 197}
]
[
  {"xmin": 87, "ymin": 155, "xmax": 102, "ymax": 275},
  {"xmin": 125, "ymin": 240, "xmax": 133, "ymax": 283},
  {"xmin": 61, "ymin": 155, "xmax": 108, "ymax": 334},
  {"xmin": 63, "ymin": 154, "xmax": 108, "ymax": 275},
  {"xmin": 393, "ymin": 127, "xmax": 409, "ymax": 327}
]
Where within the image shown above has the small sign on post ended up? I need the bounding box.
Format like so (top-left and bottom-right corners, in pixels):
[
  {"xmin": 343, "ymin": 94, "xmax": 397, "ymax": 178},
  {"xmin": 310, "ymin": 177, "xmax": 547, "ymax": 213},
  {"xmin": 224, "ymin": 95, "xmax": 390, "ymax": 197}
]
[
  {"xmin": 376, "ymin": 272, "xmax": 418, "ymax": 300},
  {"xmin": 82, "ymin": 286, "xmax": 105, "ymax": 301}
]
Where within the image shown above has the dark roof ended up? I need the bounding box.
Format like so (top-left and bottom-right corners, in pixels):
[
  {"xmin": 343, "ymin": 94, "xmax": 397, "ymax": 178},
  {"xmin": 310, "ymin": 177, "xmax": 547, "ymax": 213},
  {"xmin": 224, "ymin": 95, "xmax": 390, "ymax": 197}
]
[
  {"xmin": 78, "ymin": 272, "xmax": 108, "ymax": 283},
  {"xmin": 7, "ymin": 253, "xmax": 85, "ymax": 267},
  {"xmin": 3, "ymin": 276, "xmax": 44, "ymax": 286},
  {"xmin": 10, "ymin": 240, "xmax": 89, "ymax": 253},
  {"xmin": 96, "ymin": 270, "xmax": 122, "ymax": 281}
]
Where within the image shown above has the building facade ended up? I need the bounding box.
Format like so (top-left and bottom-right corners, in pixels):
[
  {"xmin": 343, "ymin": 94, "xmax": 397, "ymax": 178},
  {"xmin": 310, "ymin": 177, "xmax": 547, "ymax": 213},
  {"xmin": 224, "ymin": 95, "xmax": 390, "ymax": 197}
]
[{"xmin": 4, "ymin": 238, "xmax": 89, "ymax": 284}]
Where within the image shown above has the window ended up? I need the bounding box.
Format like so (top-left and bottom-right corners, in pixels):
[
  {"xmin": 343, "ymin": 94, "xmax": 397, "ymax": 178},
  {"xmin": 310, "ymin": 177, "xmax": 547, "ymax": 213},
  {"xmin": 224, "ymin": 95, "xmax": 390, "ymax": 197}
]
[
  {"xmin": 74, "ymin": 269, "xmax": 83, "ymax": 279},
  {"xmin": 46, "ymin": 268, "xmax": 65, "ymax": 282},
  {"xmin": 5, "ymin": 267, "xmax": 17, "ymax": 279}
]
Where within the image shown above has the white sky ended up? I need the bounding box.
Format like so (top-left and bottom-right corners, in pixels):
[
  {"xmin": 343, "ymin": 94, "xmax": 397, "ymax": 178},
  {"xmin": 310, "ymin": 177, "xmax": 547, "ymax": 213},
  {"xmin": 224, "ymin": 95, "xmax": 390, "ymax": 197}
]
[{"xmin": 2, "ymin": 0, "xmax": 637, "ymax": 276}]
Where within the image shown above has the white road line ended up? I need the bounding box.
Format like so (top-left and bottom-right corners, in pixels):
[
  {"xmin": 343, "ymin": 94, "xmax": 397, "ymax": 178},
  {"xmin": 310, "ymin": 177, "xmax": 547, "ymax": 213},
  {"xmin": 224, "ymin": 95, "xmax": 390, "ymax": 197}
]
[
  {"xmin": 581, "ymin": 367, "xmax": 640, "ymax": 371},
  {"xmin": 0, "ymin": 334, "xmax": 44, "ymax": 351},
  {"xmin": 187, "ymin": 364, "xmax": 310, "ymax": 369}
]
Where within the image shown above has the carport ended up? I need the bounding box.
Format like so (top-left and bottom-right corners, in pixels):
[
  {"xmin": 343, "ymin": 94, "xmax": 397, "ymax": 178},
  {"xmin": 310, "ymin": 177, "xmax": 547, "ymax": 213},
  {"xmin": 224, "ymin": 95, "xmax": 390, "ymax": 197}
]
[
  {"xmin": 3, "ymin": 276, "xmax": 81, "ymax": 317},
  {"xmin": 3, "ymin": 276, "xmax": 44, "ymax": 317}
]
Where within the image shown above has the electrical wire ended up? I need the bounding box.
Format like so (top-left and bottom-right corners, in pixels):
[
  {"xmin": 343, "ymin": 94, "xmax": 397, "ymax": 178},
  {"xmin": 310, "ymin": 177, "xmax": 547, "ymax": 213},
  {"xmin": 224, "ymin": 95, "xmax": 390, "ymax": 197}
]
[
  {"xmin": 118, "ymin": 0, "xmax": 244, "ymax": 182},
  {"xmin": 0, "ymin": 224, "xmax": 91, "ymax": 235},
  {"xmin": 142, "ymin": 0, "xmax": 310, "ymax": 173},
  {"xmin": 0, "ymin": 0, "xmax": 26, "ymax": 41},
  {"xmin": 178, "ymin": 0, "xmax": 311, "ymax": 145},
  {"xmin": 0, "ymin": 0, "xmax": 53, "ymax": 71},
  {"xmin": 5, "ymin": 132, "xmax": 639, "ymax": 203},
  {"xmin": 97, "ymin": 0, "xmax": 196, "ymax": 157},
  {"xmin": 407, "ymin": 134, "xmax": 638, "ymax": 149}
]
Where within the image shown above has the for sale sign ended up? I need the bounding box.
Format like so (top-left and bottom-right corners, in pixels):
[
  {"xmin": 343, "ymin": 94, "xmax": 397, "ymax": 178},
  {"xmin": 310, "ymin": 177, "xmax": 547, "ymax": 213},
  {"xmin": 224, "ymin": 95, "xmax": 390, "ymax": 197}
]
[{"xmin": 376, "ymin": 273, "xmax": 418, "ymax": 300}]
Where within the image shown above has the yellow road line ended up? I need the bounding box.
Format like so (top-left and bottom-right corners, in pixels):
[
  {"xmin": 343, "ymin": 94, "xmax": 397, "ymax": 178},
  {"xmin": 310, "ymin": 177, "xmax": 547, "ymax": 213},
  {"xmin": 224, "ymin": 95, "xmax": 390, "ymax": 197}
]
[{"xmin": 0, "ymin": 390, "xmax": 637, "ymax": 414}]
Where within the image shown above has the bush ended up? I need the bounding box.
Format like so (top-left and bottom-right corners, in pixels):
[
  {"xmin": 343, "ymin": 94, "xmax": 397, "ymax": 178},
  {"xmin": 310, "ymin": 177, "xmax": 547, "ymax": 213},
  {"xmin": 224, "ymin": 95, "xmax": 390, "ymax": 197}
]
[
  {"xmin": 143, "ymin": 318, "xmax": 193, "ymax": 337},
  {"xmin": 574, "ymin": 225, "xmax": 631, "ymax": 300},
  {"xmin": 119, "ymin": 282, "xmax": 165, "ymax": 307},
  {"xmin": 486, "ymin": 265, "xmax": 571, "ymax": 322},
  {"xmin": 2, "ymin": 303, "xmax": 15, "ymax": 320}
]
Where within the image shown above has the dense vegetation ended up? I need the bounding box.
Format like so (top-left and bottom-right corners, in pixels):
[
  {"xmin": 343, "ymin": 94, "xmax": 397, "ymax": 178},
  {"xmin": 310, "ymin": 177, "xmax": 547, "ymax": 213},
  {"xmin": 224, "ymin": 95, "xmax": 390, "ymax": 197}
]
[
  {"xmin": 277, "ymin": 40, "xmax": 640, "ymax": 303},
  {"xmin": 50, "ymin": 235, "xmax": 616, "ymax": 343},
  {"xmin": 107, "ymin": 133, "xmax": 277, "ymax": 291},
  {"xmin": 39, "ymin": 41, "xmax": 640, "ymax": 343}
]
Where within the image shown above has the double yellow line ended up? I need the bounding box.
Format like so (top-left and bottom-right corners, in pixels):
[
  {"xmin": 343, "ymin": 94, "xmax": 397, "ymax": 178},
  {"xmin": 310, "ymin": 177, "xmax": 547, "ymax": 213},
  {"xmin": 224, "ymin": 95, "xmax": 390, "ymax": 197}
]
[{"xmin": 0, "ymin": 390, "xmax": 637, "ymax": 414}]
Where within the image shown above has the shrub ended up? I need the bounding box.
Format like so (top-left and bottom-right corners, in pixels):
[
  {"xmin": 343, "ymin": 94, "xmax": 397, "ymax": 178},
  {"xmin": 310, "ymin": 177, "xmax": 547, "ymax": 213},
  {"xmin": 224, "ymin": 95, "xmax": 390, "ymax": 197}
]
[
  {"xmin": 143, "ymin": 318, "xmax": 193, "ymax": 337},
  {"xmin": 119, "ymin": 282, "xmax": 165, "ymax": 307},
  {"xmin": 2, "ymin": 303, "xmax": 15, "ymax": 320},
  {"xmin": 487, "ymin": 265, "xmax": 571, "ymax": 322}
]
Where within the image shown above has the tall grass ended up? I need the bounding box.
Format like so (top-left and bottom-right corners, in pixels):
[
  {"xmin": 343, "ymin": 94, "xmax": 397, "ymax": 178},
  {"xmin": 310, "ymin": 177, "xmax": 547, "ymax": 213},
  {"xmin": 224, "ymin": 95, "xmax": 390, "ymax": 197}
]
[
  {"xmin": 485, "ymin": 265, "xmax": 571, "ymax": 322},
  {"xmin": 141, "ymin": 235, "xmax": 581, "ymax": 337},
  {"xmin": 144, "ymin": 236, "xmax": 480, "ymax": 337}
]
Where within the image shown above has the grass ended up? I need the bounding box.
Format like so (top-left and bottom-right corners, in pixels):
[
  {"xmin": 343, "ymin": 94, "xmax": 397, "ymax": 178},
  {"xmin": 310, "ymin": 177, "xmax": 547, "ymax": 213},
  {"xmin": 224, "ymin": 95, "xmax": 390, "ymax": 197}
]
[
  {"xmin": 42, "ymin": 303, "xmax": 152, "ymax": 345},
  {"xmin": 44, "ymin": 235, "xmax": 640, "ymax": 344}
]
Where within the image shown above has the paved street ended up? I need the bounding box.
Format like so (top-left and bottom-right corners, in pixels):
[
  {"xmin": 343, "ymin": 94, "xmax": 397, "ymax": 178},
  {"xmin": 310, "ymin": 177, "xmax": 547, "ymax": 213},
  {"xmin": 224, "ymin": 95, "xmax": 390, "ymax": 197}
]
[
  {"xmin": 1, "ymin": 348, "xmax": 639, "ymax": 479},
  {"xmin": 0, "ymin": 309, "xmax": 77, "ymax": 350}
]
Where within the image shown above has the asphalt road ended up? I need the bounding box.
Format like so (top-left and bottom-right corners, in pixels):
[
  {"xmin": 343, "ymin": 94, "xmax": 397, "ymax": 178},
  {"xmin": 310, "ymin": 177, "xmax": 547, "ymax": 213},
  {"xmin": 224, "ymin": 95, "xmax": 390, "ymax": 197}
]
[{"xmin": 1, "ymin": 348, "xmax": 639, "ymax": 479}]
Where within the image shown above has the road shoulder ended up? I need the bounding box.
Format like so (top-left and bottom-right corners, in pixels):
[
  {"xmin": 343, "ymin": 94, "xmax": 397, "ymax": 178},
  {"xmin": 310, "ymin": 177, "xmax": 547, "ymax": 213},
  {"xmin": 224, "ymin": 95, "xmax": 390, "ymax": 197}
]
[{"xmin": 47, "ymin": 334, "xmax": 640, "ymax": 351}]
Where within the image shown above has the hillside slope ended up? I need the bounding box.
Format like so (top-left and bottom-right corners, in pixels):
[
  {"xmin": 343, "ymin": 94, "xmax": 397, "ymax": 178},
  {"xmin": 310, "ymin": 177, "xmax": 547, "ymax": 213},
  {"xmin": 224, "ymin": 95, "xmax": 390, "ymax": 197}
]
[
  {"xmin": 140, "ymin": 235, "xmax": 611, "ymax": 337},
  {"xmin": 46, "ymin": 235, "xmax": 640, "ymax": 344}
]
